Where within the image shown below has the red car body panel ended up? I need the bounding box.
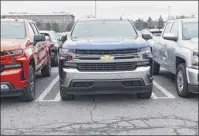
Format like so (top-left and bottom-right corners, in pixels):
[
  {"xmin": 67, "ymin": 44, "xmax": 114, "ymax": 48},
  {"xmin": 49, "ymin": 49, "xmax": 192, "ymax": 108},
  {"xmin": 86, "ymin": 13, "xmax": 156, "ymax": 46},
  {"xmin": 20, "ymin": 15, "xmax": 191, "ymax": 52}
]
[{"xmin": 0, "ymin": 19, "xmax": 50, "ymax": 91}]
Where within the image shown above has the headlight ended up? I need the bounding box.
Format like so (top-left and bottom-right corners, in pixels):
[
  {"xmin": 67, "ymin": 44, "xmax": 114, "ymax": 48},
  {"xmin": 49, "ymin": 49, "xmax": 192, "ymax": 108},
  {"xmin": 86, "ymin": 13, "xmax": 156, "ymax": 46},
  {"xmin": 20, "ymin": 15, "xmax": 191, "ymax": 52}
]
[
  {"xmin": 5, "ymin": 49, "xmax": 23, "ymax": 56},
  {"xmin": 192, "ymin": 51, "xmax": 199, "ymax": 68},
  {"xmin": 59, "ymin": 48, "xmax": 74, "ymax": 61},
  {"xmin": 139, "ymin": 47, "xmax": 152, "ymax": 59},
  {"xmin": 4, "ymin": 64, "xmax": 22, "ymax": 69}
]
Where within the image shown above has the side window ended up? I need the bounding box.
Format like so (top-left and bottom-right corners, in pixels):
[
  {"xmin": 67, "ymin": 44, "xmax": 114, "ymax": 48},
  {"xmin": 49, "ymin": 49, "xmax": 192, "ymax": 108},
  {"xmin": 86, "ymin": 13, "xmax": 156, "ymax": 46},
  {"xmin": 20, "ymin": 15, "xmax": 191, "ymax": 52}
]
[
  {"xmin": 170, "ymin": 23, "xmax": 178, "ymax": 36},
  {"xmin": 27, "ymin": 23, "xmax": 35, "ymax": 42},
  {"xmin": 30, "ymin": 23, "xmax": 39, "ymax": 35},
  {"xmin": 162, "ymin": 23, "xmax": 173, "ymax": 37}
]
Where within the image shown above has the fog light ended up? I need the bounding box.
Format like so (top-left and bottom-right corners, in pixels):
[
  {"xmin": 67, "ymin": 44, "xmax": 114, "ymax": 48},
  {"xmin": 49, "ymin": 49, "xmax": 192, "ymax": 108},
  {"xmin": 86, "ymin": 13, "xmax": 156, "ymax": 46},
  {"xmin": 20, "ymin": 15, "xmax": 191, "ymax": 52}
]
[{"xmin": 1, "ymin": 84, "xmax": 9, "ymax": 90}]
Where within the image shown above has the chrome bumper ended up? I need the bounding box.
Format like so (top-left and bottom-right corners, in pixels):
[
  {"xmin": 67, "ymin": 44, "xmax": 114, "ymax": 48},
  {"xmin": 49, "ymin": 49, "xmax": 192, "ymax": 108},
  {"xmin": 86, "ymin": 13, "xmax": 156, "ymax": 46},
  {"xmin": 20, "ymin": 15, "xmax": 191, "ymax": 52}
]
[
  {"xmin": 186, "ymin": 67, "xmax": 198, "ymax": 85},
  {"xmin": 186, "ymin": 67, "xmax": 199, "ymax": 93},
  {"xmin": 61, "ymin": 66, "xmax": 152, "ymax": 87}
]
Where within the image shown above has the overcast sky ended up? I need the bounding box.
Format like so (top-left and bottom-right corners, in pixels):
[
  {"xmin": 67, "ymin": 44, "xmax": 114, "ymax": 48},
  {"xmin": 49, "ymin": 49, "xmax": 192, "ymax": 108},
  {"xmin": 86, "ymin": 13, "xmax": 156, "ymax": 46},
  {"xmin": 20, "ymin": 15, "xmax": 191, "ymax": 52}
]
[{"xmin": 1, "ymin": 1, "xmax": 198, "ymax": 21}]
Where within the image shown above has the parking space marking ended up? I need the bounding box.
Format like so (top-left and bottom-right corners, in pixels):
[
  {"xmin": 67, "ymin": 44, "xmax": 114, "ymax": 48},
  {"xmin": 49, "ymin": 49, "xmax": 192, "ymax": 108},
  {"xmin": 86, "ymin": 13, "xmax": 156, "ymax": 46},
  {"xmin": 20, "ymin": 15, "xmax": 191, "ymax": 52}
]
[
  {"xmin": 36, "ymin": 75, "xmax": 59, "ymax": 102},
  {"xmin": 151, "ymin": 93, "xmax": 158, "ymax": 99},
  {"xmin": 54, "ymin": 92, "xmax": 61, "ymax": 101},
  {"xmin": 153, "ymin": 80, "xmax": 175, "ymax": 99}
]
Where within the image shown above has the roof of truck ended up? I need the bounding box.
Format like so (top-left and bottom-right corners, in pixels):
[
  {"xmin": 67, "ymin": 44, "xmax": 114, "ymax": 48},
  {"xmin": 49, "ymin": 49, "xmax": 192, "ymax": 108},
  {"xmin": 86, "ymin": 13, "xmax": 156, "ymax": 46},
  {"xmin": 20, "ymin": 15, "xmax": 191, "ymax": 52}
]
[
  {"xmin": 1, "ymin": 18, "xmax": 34, "ymax": 23},
  {"xmin": 168, "ymin": 18, "xmax": 198, "ymax": 23}
]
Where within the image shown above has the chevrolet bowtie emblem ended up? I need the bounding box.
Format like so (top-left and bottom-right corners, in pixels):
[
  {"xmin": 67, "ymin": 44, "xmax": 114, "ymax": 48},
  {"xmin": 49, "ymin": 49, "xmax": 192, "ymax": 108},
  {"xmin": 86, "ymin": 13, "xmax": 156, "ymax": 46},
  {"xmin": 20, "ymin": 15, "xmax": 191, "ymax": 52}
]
[{"xmin": 101, "ymin": 55, "xmax": 114, "ymax": 61}]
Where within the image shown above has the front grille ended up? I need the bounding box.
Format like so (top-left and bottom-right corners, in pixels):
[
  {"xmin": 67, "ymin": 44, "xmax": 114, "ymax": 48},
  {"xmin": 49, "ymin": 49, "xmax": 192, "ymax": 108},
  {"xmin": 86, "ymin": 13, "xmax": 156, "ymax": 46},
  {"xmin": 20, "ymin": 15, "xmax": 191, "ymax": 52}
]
[
  {"xmin": 77, "ymin": 62, "xmax": 137, "ymax": 71},
  {"xmin": 76, "ymin": 49, "xmax": 138, "ymax": 55}
]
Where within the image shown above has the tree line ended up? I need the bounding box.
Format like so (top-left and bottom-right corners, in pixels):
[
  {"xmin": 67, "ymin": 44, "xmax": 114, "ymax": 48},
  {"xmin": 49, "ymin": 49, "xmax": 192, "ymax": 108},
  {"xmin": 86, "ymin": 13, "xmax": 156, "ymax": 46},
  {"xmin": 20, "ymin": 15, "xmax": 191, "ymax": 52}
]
[
  {"xmin": 133, "ymin": 15, "xmax": 164, "ymax": 31},
  {"xmin": 35, "ymin": 21, "xmax": 74, "ymax": 32},
  {"xmin": 34, "ymin": 14, "xmax": 196, "ymax": 32}
]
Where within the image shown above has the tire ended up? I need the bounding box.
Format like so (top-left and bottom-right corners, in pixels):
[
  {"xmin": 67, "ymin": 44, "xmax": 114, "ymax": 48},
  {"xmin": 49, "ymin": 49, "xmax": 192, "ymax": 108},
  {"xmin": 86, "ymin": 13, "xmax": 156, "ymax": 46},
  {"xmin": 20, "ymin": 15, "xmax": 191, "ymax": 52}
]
[
  {"xmin": 60, "ymin": 88, "xmax": 74, "ymax": 101},
  {"xmin": 137, "ymin": 88, "xmax": 152, "ymax": 99},
  {"xmin": 153, "ymin": 61, "xmax": 160, "ymax": 75},
  {"xmin": 176, "ymin": 63, "xmax": 191, "ymax": 98},
  {"xmin": 41, "ymin": 56, "xmax": 51, "ymax": 77},
  {"xmin": 19, "ymin": 65, "xmax": 35, "ymax": 102}
]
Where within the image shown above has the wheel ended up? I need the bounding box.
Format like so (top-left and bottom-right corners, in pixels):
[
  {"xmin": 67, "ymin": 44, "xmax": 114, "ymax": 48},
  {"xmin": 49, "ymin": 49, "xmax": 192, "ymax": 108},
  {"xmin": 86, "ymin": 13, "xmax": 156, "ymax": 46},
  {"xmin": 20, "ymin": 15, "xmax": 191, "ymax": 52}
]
[
  {"xmin": 137, "ymin": 88, "xmax": 152, "ymax": 99},
  {"xmin": 176, "ymin": 63, "xmax": 191, "ymax": 98},
  {"xmin": 41, "ymin": 56, "xmax": 51, "ymax": 77},
  {"xmin": 153, "ymin": 61, "xmax": 160, "ymax": 75},
  {"xmin": 19, "ymin": 65, "xmax": 35, "ymax": 102},
  {"xmin": 60, "ymin": 88, "xmax": 74, "ymax": 101}
]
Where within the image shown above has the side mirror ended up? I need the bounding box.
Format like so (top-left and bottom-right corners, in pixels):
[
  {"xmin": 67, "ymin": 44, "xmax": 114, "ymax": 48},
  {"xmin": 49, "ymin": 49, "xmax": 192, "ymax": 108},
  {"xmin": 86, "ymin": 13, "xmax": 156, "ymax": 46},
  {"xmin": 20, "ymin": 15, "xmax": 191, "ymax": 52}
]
[
  {"xmin": 163, "ymin": 34, "xmax": 178, "ymax": 42},
  {"xmin": 142, "ymin": 32, "xmax": 153, "ymax": 40},
  {"xmin": 34, "ymin": 34, "xmax": 45, "ymax": 43},
  {"xmin": 61, "ymin": 35, "xmax": 67, "ymax": 43}
]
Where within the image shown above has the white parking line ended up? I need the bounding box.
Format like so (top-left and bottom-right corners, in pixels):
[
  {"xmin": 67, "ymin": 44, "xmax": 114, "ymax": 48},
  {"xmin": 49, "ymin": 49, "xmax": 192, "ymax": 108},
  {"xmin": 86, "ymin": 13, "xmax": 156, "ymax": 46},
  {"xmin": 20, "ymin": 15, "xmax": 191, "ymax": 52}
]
[
  {"xmin": 36, "ymin": 75, "xmax": 59, "ymax": 102},
  {"xmin": 54, "ymin": 92, "xmax": 61, "ymax": 101},
  {"xmin": 151, "ymin": 92, "xmax": 158, "ymax": 99},
  {"xmin": 153, "ymin": 80, "xmax": 176, "ymax": 99}
]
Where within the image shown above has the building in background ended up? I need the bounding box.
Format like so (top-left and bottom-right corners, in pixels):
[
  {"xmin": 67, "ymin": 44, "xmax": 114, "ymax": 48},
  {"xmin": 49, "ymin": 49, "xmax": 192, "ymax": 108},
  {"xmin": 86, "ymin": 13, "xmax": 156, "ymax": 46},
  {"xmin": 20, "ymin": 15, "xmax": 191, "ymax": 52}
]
[{"xmin": 1, "ymin": 12, "xmax": 75, "ymax": 32}]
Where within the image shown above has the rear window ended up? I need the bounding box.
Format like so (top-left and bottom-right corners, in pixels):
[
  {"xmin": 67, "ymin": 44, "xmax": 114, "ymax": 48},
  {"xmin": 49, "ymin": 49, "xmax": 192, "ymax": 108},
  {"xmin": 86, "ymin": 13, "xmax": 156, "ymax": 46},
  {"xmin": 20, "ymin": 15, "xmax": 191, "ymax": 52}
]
[
  {"xmin": 1, "ymin": 21, "xmax": 25, "ymax": 39},
  {"xmin": 182, "ymin": 22, "xmax": 198, "ymax": 40}
]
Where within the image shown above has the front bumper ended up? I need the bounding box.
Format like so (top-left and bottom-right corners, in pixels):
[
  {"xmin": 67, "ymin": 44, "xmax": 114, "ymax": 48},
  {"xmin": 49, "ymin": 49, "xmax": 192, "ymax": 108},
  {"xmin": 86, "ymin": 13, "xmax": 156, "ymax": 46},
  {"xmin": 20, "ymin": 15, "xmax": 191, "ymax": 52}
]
[
  {"xmin": 186, "ymin": 67, "xmax": 198, "ymax": 93},
  {"xmin": 60, "ymin": 66, "xmax": 153, "ymax": 94},
  {"xmin": 0, "ymin": 68, "xmax": 28, "ymax": 88},
  {"xmin": 0, "ymin": 82, "xmax": 26, "ymax": 97}
]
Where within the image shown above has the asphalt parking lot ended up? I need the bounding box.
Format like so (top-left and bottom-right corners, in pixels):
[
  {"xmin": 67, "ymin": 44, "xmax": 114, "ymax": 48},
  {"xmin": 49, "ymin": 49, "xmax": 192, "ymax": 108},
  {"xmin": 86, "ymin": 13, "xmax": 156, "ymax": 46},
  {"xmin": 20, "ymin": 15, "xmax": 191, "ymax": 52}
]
[{"xmin": 1, "ymin": 67, "xmax": 198, "ymax": 135}]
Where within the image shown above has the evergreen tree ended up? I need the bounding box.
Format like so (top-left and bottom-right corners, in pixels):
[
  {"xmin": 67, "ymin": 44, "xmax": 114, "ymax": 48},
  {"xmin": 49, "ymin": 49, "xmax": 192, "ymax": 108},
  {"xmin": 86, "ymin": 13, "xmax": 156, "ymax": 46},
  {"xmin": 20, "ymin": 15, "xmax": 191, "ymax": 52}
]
[
  {"xmin": 52, "ymin": 22, "xmax": 60, "ymax": 32},
  {"xmin": 157, "ymin": 15, "xmax": 164, "ymax": 29},
  {"xmin": 45, "ymin": 22, "xmax": 51, "ymax": 30},
  {"xmin": 147, "ymin": 17, "xmax": 153, "ymax": 29}
]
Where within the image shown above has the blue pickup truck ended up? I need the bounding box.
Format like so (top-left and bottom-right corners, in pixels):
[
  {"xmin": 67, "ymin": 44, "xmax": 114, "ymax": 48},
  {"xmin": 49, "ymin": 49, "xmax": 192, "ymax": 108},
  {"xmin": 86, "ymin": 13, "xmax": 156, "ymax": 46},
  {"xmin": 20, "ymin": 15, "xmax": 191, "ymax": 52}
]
[{"xmin": 58, "ymin": 18, "xmax": 153, "ymax": 101}]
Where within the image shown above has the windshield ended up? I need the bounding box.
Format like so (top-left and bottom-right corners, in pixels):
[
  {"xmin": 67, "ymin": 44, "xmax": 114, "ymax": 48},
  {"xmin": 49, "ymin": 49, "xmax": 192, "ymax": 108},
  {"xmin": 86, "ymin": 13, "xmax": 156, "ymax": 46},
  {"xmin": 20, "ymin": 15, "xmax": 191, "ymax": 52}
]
[
  {"xmin": 1, "ymin": 21, "xmax": 25, "ymax": 39},
  {"xmin": 182, "ymin": 22, "xmax": 198, "ymax": 40},
  {"xmin": 71, "ymin": 20, "xmax": 137, "ymax": 39}
]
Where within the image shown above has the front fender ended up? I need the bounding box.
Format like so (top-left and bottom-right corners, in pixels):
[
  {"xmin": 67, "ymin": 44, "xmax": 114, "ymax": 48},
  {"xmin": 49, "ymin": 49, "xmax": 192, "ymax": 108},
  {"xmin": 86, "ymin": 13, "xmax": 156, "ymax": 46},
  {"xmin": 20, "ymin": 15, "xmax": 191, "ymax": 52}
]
[{"xmin": 175, "ymin": 46, "xmax": 192, "ymax": 67}]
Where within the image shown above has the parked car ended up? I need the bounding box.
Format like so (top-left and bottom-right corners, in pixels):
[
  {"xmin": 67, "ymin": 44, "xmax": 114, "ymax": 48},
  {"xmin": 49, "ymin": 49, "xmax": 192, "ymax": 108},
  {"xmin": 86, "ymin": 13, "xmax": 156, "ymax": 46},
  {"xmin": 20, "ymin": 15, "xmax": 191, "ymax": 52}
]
[
  {"xmin": 40, "ymin": 30, "xmax": 62, "ymax": 66},
  {"xmin": 58, "ymin": 18, "xmax": 153, "ymax": 101},
  {"xmin": 147, "ymin": 18, "xmax": 198, "ymax": 97},
  {"xmin": 0, "ymin": 19, "xmax": 51, "ymax": 102}
]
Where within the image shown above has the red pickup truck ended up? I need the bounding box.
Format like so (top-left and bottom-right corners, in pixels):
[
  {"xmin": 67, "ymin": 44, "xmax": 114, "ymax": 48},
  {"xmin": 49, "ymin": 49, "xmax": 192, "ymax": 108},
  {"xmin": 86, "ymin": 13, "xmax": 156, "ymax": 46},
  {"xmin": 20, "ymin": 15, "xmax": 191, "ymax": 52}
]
[{"xmin": 0, "ymin": 19, "xmax": 51, "ymax": 102}]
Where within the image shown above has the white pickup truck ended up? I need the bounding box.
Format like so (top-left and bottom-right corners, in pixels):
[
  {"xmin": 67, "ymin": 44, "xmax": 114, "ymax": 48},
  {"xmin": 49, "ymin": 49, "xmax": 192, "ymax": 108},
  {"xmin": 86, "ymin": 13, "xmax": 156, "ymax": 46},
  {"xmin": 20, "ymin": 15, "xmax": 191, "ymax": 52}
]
[{"xmin": 147, "ymin": 18, "xmax": 198, "ymax": 98}]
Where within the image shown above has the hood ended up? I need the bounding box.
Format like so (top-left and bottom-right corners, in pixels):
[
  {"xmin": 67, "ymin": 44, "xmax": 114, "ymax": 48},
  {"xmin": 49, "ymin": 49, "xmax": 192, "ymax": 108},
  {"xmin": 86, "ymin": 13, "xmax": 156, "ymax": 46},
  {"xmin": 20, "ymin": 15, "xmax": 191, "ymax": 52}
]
[
  {"xmin": 0, "ymin": 38, "xmax": 27, "ymax": 51},
  {"xmin": 180, "ymin": 38, "xmax": 198, "ymax": 51},
  {"xmin": 63, "ymin": 37, "xmax": 149, "ymax": 50}
]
